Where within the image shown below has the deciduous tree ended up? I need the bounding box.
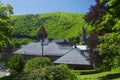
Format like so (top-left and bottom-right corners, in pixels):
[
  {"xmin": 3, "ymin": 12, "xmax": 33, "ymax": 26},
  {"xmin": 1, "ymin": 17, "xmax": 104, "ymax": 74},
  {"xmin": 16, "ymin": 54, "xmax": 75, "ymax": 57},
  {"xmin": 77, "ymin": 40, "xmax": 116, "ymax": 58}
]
[
  {"xmin": 85, "ymin": 0, "xmax": 120, "ymax": 70},
  {"xmin": 0, "ymin": 3, "xmax": 13, "ymax": 52}
]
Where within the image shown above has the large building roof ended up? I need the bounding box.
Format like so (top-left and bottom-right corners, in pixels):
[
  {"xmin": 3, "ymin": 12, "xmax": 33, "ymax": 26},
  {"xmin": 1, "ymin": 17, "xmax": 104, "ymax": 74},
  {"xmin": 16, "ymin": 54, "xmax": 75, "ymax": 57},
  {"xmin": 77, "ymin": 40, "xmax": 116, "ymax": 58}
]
[
  {"xmin": 53, "ymin": 48, "xmax": 90, "ymax": 65},
  {"xmin": 13, "ymin": 42, "xmax": 73, "ymax": 56},
  {"xmin": 13, "ymin": 42, "xmax": 90, "ymax": 65}
]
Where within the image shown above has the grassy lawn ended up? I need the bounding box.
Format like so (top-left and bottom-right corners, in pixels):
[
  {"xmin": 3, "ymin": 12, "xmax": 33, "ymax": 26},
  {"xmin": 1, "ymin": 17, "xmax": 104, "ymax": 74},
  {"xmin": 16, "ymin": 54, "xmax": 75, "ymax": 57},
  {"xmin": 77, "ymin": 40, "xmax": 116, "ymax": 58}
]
[
  {"xmin": 77, "ymin": 71, "xmax": 109, "ymax": 80},
  {"xmin": 75, "ymin": 70, "xmax": 120, "ymax": 80},
  {"xmin": 112, "ymin": 78, "xmax": 120, "ymax": 80}
]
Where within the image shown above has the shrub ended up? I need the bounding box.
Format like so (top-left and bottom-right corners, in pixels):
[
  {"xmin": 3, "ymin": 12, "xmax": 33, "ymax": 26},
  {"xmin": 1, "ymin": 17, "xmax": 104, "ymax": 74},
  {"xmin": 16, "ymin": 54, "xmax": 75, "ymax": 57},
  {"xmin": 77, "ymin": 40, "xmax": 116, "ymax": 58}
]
[
  {"xmin": 41, "ymin": 64, "xmax": 77, "ymax": 80},
  {"xmin": 1, "ymin": 64, "xmax": 77, "ymax": 80},
  {"xmin": 100, "ymin": 73, "xmax": 120, "ymax": 80},
  {"xmin": 7, "ymin": 54, "xmax": 25, "ymax": 74},
  {"xmin": 24, "ymin": 57, "xmax": 52, "ymax": 72},
  {"xmin": 0, "ymin": 70, "xmax": 43, "ymax": 80},
  {"xmin": 74, "ymin": 70, "xmax": 101, "ymax": 75}
]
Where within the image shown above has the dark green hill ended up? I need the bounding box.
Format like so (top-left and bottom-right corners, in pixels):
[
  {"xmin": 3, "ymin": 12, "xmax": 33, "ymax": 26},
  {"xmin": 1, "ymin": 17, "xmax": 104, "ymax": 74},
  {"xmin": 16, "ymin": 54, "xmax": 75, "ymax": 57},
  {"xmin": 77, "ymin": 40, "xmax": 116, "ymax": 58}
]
[{"xmin": 11, "ymin": 12, "xmax": 92, "ymax": 39}]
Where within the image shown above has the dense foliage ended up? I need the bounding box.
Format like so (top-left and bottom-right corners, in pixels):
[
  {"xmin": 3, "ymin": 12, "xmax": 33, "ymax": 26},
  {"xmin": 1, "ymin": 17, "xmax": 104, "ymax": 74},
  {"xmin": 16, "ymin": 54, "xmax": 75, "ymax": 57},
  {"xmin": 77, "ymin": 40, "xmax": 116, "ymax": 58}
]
[
  {"xmin": 85, "ymin": 0, "xmax": 120, "ymax": 70},
  {"xmin": 0, "ymin": 3, "xmax": 13, "ymax": 52},
  {"xmin": 7, "ymin": 54, "xmax": 25, "ymax": 73},
  {"xmin": 11, "ymin": 38, "xmax": 35, "ymax": 48},
  {"xmin": 41, "ymin": 64, "xmax": 77, "ymax": 80},
  {"xmin": 98, "ymin": 33, "xmax": 120, "ymax": 70},
  {"xmin": 1, "ymin": 57, "xmax": 77, "ymax": 80},
  {"xmin": 10, "ymin": 12, "xmax": 94, "ymax": 48},
  {"xmin": 85, "ymin": 0, "xmax": 107, "ymax": 26},
  {"xmin": 11, "ymin": 12, "xmax": 92, "ymax": 39},
  {"xmin": 24, "ymin": 57, "xmax": 52, "ymax": 72}
]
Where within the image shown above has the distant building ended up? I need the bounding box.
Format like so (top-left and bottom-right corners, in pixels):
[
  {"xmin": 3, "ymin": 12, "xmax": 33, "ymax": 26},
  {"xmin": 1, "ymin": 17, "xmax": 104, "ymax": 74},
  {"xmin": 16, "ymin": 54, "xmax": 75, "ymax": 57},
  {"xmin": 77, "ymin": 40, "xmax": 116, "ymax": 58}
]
[
  {"xmin": 13, "ymin": 41, "xmax": 91, "ymax": 69},
  {"xmin": 13, "ymin": 25, "xmax": 92, "ymax": 69},
  {"xmin": 53, "ymin": 48, "xmax": 90, "ymax": 69}
]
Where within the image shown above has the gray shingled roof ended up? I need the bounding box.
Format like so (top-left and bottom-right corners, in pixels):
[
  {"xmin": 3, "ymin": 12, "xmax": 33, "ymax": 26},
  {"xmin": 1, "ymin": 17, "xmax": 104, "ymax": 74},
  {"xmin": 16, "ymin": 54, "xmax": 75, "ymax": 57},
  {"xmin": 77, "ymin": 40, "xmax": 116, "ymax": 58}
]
[
  {"xmin": 13, "ymin": 42, "xmax": 72, "ymax": 56},
  {"xmin": 14, "ymin": 42, "xmax": 90, "ymax": 65},
  {"xmin": 13, "ymin": 42, "xmax": 42, "ymax": 55},
  {"xmin": 45, "ymin": 43, "xmax": 72, "ymax": 56},
  {"xmin": 53, "ymin": 49, "xmax": 90, "ymax": 65}
]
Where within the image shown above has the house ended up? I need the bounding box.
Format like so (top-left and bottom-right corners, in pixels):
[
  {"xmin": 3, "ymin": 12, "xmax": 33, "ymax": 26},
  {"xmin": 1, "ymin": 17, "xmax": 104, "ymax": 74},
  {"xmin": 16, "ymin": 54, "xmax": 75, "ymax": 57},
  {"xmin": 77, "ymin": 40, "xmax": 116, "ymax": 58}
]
[
  {"xmin": 13, "ymin": 26, "xmax": 91, "ymax": 69},
  {"xmin": 13, "ymin": 41, "xmax": 91, "ymax": 69},
  {"xmin": 13, "ymin": 41, "xmax": 72, "ymax": 60},
  {"xmin": 53, "ymin": 48, "xmax": 90, "ymax": 69}
]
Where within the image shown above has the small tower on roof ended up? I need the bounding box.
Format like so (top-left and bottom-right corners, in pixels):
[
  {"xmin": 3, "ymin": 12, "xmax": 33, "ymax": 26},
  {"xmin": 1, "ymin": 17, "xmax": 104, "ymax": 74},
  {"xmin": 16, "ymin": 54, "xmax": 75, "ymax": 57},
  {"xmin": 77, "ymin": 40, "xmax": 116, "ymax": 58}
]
[
  {"xmin": 37, "ymin": 25, "xmax": 47, "ymax": 56},
  {"xmin": 37, "ymin": 25, "xmax": 47, "ymax": 41},
  {"xmin": 80, "ymin": 25, "xmax": 87, "ymax": 44}
]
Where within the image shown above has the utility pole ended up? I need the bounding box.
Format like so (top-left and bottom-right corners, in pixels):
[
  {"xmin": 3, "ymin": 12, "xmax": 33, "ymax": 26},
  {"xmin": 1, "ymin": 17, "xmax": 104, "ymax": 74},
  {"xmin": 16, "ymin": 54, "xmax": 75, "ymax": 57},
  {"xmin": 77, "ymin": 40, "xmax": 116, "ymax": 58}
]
[{"xmin": 41, "ymin": 39, "xmax": 44, "ymax": 56}]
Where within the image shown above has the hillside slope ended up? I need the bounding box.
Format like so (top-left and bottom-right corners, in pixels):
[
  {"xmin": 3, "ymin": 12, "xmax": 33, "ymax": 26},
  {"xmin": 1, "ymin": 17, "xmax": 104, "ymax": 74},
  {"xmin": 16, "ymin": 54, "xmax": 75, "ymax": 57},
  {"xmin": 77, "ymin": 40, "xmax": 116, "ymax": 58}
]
[{"xmin": 11, "ymin": 12, "xmax": 92, "ymax": 39}]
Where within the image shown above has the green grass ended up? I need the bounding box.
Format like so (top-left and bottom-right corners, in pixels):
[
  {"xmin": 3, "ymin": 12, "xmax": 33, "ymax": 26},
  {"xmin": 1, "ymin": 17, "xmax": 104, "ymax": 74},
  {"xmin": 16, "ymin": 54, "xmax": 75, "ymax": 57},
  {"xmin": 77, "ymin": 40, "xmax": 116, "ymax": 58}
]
[
  {"xmin": 75, "ymin": 70, "xmax": 120, "ymax": 80},
  {"xmin": 112, "ymin": 78, "xmax": 120, "ymax": 80},
  {"xmin": 77, "ymin": 71, "xmax": 109, "ymax": 80}
]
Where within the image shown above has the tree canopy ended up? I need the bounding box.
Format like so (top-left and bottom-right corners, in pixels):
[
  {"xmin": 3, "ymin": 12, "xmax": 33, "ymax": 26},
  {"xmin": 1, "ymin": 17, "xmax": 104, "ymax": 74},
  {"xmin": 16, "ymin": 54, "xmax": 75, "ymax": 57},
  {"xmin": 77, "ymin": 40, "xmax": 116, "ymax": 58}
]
[
  {"xmin": 24, "ymin": 57, "xmax": 52, "ymax": 72},
  {"xmin": 10, "ymin": 12, "xmax": 93, "ymax": 48},
  {"xmin": 0, "ymin": 3, "xmax": 13, "ymax": 52},
  {"xmin": 85, "ymin": 0, "xmax": 120, "ymax": 70},
  {"xmin": 11, "ymin": 12, "xmax": 92, "ymax": 39}
]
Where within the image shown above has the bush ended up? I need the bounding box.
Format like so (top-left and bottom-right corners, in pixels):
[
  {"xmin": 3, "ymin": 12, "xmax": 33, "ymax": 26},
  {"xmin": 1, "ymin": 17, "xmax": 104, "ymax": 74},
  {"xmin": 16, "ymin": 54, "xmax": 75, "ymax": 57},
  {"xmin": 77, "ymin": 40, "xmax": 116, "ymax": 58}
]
[
  {"xmin": 24, "ymin": 57, "xmax": 52, "ymax": 72},
  {"xmin": 74, "ymin": 70, "xmax": 101, "ymax": 75},
  {"xmin": 1, "ymin": 64, "xmax": 77, "ymax": 80},
  {"xmin": 41, "ymin": 64, "xmax": 77, "ymax": 80},
  {"xmin": 7, "ymin": 54, "xmax": 25, "ymax": 74},
  {"xmin": 0, "ymin": 70, "xmax": 43, "ymax": 80},
  {"xmin": 100, "ymin": 73, "xmax": 120, "ymax": 80}
]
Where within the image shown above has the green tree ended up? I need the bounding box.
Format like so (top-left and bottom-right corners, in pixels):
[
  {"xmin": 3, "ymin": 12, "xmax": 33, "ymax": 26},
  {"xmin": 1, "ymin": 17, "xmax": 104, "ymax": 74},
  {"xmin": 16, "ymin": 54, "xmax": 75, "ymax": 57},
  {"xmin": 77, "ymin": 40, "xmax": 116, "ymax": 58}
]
[
  {"xmin": 24, "ymin": 57, "xmax": 52, "ymax": 72},
  {"xmin": 11, "ymin": 12, "xmax": 91, "ymax": 39},
  {"xmin": 98, "ymin": 0, "xmax": 120, "ymax": 70},
  {"xmin": 85, "ymin": 0, "xmax": 120, "ymax": 70},
  {"xmin": 100, "ymin": 0, "xmax": 120, "ymax": 32},
  {"xmin": 0, "ymin": 3, "xmax": 13, "ymax": 52},
  {"xmin": 7, "ymin": 54, "xmax": 25, "ymax": 73},
  {"xmin": 98, "ymin": 33, "xmax": 120, "ymax": 70}
]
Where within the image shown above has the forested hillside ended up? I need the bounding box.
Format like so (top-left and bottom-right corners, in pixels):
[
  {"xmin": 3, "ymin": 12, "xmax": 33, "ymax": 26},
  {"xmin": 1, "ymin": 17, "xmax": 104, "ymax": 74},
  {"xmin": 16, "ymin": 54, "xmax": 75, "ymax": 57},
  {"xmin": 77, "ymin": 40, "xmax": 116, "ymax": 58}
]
[{"xmin": 11, "ymin": 12, "xmax": 92, "ymax": 39}]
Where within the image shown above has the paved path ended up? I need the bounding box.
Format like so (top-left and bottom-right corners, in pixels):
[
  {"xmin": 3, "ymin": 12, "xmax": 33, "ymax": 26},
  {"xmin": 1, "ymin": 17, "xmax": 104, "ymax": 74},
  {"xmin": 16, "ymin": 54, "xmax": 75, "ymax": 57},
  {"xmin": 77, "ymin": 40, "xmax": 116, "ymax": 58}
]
[{"xmin": 0, "ymin": 71, "xmax": 9, "ymax": 77}]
